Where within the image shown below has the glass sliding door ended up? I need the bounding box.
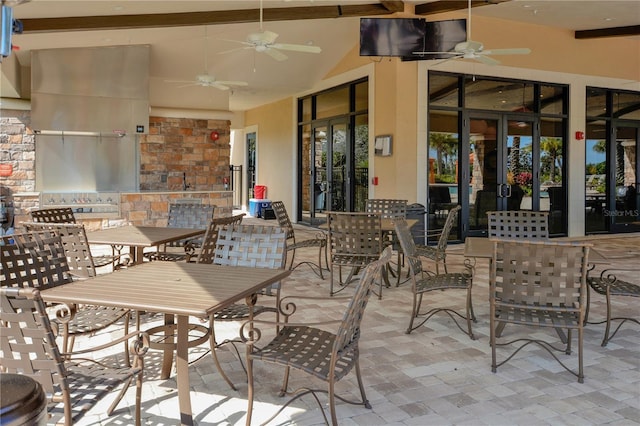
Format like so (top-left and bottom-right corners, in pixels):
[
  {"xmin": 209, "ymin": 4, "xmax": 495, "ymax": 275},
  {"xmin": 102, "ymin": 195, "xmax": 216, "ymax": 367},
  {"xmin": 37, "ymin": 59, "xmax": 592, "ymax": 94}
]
[{"xmin": 611, "ymin": 124, "xmax": 639, "ymax": 232}]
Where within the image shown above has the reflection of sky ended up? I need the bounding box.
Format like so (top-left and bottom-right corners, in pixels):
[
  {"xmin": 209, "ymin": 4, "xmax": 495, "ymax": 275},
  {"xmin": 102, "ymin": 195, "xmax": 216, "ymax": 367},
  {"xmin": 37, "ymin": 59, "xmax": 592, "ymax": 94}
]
[{"xmin": 586, "ymin": 139, "xmax": 605, "ymax": 164}]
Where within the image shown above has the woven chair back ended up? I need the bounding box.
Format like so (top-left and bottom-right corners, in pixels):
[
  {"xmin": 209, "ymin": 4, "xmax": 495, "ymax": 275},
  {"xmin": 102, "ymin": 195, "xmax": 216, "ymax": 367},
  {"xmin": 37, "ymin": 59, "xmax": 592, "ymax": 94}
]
[
  {"xmin": 31, "ymin": 207, "xmax": 76, "ymax": 224},
  {"xmin": 167, "ymin": 203, "xmax": 215, "ymax": 247},
  {"xmin": 487, "ymin": 210, "xmax": 549, "ymax": 240},
  {"xmin": 167, "ymin": 203, "xmax": 215, "ymax": 228},
  {"xmin": 435, "ymin": 205, "xmax": 461, "ymax": 253},
  {"xmin": 392, "ymin": 217, "xmax": 423, "ymax": 277},
  {"xmin": 491, "ymin": 240, "xmax": 590, "ymax": 311},
  {"xmin": 213, "ymin": 224, "xmax": 286, "ymax": 295},
  {"xmin": 0, "ymin": 287, "xmax": 70, "ymax": 402},
  {"xmin": 1, "ymin": 231, "xmax": 72, "ymax": 289},
  {"xmin": 196, "ymin": 213, "xmax": 245, "ymax": 264},
  {"xmin": 334, "ymin": 247, "xmax": 391, "ymax": 353},
  {"xmin": 270, "ymin": 201, "xmax": 296, "ymax": 241},
  {"xmin": 22, "ymin": 222, "xmax": 97, "ymax": 279},
  {"xmin": 365, "ymin": 199, "xmax": 407, "ymax": 219},
  {"xmin": 327, "ymin": 211, "xmax": 382, "ymax": 258}
]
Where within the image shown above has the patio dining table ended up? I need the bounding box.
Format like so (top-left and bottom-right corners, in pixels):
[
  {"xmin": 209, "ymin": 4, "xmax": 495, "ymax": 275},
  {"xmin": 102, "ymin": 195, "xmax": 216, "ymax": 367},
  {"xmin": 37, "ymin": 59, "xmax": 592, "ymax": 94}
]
[
  {"xmin": 86, "ymin": 225, "xmax": 206, "ymax": 265},
  {"xmin": 40, "ymin": 261, "xmax": 291, "ymax": 426}
]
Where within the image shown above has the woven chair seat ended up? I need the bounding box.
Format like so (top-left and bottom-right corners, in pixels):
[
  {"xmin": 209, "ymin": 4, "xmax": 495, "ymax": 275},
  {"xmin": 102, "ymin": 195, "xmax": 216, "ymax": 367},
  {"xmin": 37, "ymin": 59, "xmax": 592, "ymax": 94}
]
[
  {"xmin": 54, "ymin": 361, "xmax": 143, "ymax": 425},
  {"xmin": 331, "ymin": 253, "xmax": 380, "ymax": 267},
  {"xmin": 55, "ymin": 305, "xmax": 130, "ymax": 335},
  {"xmin": 495, "ymin": 305, "xmax": 580, "ymax": 328},
  {"xmin": 253, "ymin": 325, "xmax": 356, "ymax": 382},
  {"xmin": 144, "ymin": 251, "xmax": 188, "ymax": 262},
  {"xmin": 213, "ymin": 303, "xmax": 276, "ymax": 321},
  {"xmin": 588, "ymin": 277, "xmax": 640, "ymax": 297},
  {"xmin": 586, "ymin": 270, "xmax": 639, "ymax": 346},
  {"xmin": 415, "ymin": 272, "xmax": 471, "ymax": 293}
]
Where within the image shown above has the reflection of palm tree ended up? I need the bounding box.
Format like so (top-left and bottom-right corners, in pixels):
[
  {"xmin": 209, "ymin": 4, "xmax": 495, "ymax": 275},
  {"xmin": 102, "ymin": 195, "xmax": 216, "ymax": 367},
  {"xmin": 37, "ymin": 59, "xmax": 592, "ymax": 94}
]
[
  {"xmin": 429, "ymin": 133, "xmax": 457, "ymax": 176},
  {"xmin": 541, "ymin": 137, "xmax": 563, "ymax": 182}
]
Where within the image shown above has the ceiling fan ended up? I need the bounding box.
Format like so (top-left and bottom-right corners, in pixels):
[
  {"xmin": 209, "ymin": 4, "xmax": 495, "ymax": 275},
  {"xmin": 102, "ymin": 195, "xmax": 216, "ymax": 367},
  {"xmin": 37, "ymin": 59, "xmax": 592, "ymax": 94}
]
[
  {"xmin": 413, "ymin": 0, "xmax": 531, "ymax": 65},
  {"xmin": 218, "ymin": 0, "xmax": 321, "ymax": 62},
  {"xmin": 165, "ymin": 29, "xmax": 248, "ymax": 91}
]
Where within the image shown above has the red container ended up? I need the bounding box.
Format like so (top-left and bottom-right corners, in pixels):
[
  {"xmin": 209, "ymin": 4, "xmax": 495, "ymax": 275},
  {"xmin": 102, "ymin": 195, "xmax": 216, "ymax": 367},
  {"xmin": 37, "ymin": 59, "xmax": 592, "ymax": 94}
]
[{"xmin": 254, "ymin": 185, "xmax": 267, "ymax": 199}]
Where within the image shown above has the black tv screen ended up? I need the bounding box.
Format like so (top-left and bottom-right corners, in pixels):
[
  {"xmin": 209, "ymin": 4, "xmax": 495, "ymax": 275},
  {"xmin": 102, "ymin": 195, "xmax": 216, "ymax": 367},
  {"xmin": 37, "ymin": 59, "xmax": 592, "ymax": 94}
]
[
  {"xmin": 359, "ymin": 18, "xmax": 467, "ymax": 60},
  {"xmin": 403, "ymin": 19, "xmax": 467, "ymax": 61},
  {"xmin": 359, "ymin": 18, "xmax": 427, "ymax": 57}
]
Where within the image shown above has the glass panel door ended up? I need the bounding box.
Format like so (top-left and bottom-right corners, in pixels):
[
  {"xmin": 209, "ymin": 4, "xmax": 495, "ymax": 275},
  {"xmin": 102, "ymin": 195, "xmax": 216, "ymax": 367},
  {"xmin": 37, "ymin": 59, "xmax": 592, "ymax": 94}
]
[
  {"xmin": 611, "ymin": 124, "xmax": 639, "ymax": 232},
  {"xmin": 306, "ymin": 119, "xmax": 349, "ymax": 224},
  {"xmin": 468, "ymin": 116, "xmax": 500, "ymax": 235},
  {"xmin": 246, "ymin": 132, "xmax": 256, "ymax": 204},
  {"xmin": 329, "ymin": 121, "xmax": 348, "ymax": 212},
  {"xmin": 466, "ymin": 114, "xmax": 536, "ymax": 236}
]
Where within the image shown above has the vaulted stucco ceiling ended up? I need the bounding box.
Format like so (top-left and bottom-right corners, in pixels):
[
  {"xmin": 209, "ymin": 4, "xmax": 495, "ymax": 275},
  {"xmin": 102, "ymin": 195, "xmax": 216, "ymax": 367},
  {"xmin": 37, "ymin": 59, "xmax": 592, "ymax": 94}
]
[{"xmin": 2, "ymin": 1, "xmax": 639, "ymax": 113}]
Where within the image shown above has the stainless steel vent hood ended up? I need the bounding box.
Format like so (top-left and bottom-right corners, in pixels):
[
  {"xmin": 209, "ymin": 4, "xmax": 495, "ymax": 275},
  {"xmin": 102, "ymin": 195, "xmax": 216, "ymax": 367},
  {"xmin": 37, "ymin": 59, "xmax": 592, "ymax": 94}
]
[{"xmin": 31, "ymin": 45, "xmax": 150, "ymax": 135}]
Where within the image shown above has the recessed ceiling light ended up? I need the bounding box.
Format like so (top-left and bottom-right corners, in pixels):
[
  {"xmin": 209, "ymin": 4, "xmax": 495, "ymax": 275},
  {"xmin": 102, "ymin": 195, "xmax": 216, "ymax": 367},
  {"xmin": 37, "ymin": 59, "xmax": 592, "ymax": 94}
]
[
  {"xmin": 604, "ymin": 17, "xmax": 614, "ymax": 22},
  {"xmin": 114, "ymin": 6, "xmax": 124, "ymax": 11}
]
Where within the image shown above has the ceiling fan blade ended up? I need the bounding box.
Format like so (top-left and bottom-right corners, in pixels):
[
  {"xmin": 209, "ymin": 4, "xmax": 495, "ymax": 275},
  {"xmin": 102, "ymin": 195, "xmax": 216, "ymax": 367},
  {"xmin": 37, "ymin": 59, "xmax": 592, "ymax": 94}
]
[
  {"xmin": 475, "ymin": 54, "xmax": 501, "ymax": 66},
  {"xmin": 212, "ymin": 83, "xmax": 230, "ymax": 91},
  {"xmin": 482, "ymin": 48, "xmax": 531, "ymax": 56},
  {"xmin": 272, "ymin": 43, "xmax": 321, "ymax": 54},
  {"xmin": 216, "ymin": 80, "xmax": 249, "ymax": 87},
  {"xmin": 265, "ymin": 48, "xmax": 288, "ymax": 61},
  {"xmin": 218, "ymin": 46, "xmax": 253, "ymax": 55},
  {"xmin": 165, "ymin": 79, "xmax": 198, "ymax": 85}
]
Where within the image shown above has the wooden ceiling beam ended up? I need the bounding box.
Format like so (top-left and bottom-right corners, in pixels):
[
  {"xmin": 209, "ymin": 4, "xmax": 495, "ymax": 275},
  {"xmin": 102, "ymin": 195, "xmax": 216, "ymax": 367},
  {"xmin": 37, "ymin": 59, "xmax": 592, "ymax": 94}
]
[
  {"xmin": 380, "ymin": 1, "xmax": 406, "ymax": 13},
  {"xmin": 19, "ymin": 3, "xmax": 406, "ymax": 33},
  {"xmin": 414, "ymin": 0, "xmax": 510, "ymax": 15},
  {"xmin": 575, "ymin": 25, "xmax": 640, "ymax": 39}
]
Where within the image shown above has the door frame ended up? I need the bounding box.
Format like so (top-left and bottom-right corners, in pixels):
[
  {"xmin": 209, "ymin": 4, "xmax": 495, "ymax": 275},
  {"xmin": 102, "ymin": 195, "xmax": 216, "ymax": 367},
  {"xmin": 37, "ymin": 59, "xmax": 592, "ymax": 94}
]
[
  {"xmin": 609, "ymin": 121, "xmax": 640, "ymax": 233},
  {"xmin": 461, "ymin": 111, "xmax": 541, "ymax": 237}
]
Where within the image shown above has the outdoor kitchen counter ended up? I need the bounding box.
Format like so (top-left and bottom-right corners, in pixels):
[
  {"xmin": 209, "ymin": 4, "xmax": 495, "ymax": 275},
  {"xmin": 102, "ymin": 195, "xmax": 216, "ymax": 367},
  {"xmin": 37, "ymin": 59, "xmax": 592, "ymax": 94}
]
[{"xmin": 120, "ymin": 190, "xmax": 233, "ymax": 226}]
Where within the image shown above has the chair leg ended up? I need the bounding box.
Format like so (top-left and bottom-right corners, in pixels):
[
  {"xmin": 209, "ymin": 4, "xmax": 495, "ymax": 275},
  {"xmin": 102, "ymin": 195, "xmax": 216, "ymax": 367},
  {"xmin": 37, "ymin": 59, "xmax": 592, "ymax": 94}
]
[
  {"xmin": 328, "ymin": 376, "xmax": 338, "ymax": 426},
  {"xmin": 317, "ymin": 246, "xmax": 324, "ymax": 280},
  {"xmin": 354, "ymin": 359, "xmax": 371, "ymax": 409},
  {"xmin": 246, "ymin": 355, "xmax": 255, "ymax": 426},
  {"xmin": 465, "ymin": 287, "xmax": 475, "ymax": 340},
  {"xmin": 406, "ymin": 293, "xmax": 423, "ymax": 334},
  {"xmin": 209, "ymin": 318, "xmax": 238, "ymax": 391},
  {"xmin": 602, "ymin": 291, "xmax": 613, "ymax": 347}
]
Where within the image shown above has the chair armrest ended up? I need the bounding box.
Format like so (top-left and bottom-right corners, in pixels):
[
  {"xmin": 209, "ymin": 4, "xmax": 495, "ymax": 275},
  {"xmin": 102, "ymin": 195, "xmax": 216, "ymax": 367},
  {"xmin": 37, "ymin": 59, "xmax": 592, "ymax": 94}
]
[{"xmin": 62, "ymin": 330, "xmax": 150, "ymax": 358}]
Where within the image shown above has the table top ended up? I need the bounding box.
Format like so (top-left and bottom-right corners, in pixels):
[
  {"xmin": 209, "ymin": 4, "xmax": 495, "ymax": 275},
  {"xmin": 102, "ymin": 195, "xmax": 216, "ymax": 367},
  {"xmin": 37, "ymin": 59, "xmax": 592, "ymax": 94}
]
[
  {"xmin": 464, "ymin": 236, "xmax": 608, "ymax": 263},
  {"xmin": 40, "ymin": 262, "xmax": 291, "ymax": 319},
  {"xmin": 87, "ymin": 226, "xmax": 205, "ymax": 248}
]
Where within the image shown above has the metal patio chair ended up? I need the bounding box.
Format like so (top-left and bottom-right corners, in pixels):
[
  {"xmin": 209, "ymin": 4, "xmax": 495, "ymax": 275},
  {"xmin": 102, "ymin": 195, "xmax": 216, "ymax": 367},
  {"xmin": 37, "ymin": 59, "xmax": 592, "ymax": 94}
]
[
  {"xmin": 393, "ymin": 216, "xmax": 475, "ymax": 338},
  {"xmin": 271, "ymin": 200, "xmax": 327, "ymax": 279},
  {"xmin": 1, "ymin": 230, "xmax": 132, "ymax": 365},
  {"xmin": 1, "ymin": 286, "xmax": 149, "ymax": 426},
  {"xmin": 243, "ymin": 247, "xmax": 392, "ymax": 426},
  {"xmin": 327, "ymin": 211, "xmax": 384, "ymax": 298},
  {"xmin": 490, "ymin": 239, "xmax": 590, "ymax": 383}
]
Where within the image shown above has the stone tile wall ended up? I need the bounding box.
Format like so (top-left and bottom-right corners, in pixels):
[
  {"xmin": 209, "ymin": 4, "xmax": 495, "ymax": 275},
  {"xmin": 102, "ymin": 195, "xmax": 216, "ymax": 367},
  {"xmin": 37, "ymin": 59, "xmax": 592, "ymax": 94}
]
[{"xmin": 141, "ymin": 117, "xmax": 231, "ymax": 191}]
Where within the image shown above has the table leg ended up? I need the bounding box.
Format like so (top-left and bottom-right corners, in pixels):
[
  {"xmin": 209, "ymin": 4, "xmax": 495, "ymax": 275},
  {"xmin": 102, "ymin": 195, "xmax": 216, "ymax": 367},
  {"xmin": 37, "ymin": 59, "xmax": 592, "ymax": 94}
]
[
  {"xmin": 160, "ymin": 314, "xmax": 175, "ymax": 379},
  {"xmin": 177, "ymin": 315, "xmax": 193, "ymax": 425}
]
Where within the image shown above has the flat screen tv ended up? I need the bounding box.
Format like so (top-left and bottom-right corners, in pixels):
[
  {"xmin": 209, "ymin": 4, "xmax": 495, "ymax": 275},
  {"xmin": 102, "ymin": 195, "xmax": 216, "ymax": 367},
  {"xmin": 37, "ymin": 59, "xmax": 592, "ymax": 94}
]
[
  {"xmin": 359, "ymin": 18, "xmax": 427, "ymax": 57},
  {"xmin": 359, "ymin": 18, "xmax": 467, "ymax": 60}
]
